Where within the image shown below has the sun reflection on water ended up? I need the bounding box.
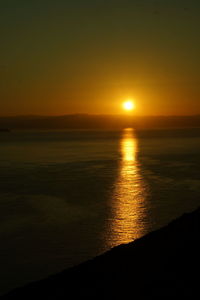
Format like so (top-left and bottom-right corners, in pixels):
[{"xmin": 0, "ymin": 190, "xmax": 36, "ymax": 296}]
[{"xmin": 108, "ymin": 128, "xmax": 147, "ymax": 246}]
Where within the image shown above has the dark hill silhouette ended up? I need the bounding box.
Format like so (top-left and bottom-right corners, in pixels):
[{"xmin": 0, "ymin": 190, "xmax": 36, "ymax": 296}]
[
  {"xmin": 0, "ymin": 115, "xmax": 200, "ymax": 130},
  {"xmin": 2, "ymin": 207, "xmax": 200, "ymax": 299}
]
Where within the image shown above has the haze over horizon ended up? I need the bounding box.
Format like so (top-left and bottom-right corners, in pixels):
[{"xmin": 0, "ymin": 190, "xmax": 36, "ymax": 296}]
[
  {"xmin": 1, "ymin": 113, "xmax": 200, "ymax": 117},
  {"xmin": 1, "ymin": 114, "xmax": 200, "ymax": 130},
  {"xmin": 1, "ymin": 0, "xmax": 200, "ymax": 116}
]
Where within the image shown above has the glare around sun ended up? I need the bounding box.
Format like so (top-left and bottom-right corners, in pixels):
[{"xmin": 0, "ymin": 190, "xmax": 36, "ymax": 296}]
[{"xmin": 123, "ymin": 100, "xmax": 135, "ymax": 111}]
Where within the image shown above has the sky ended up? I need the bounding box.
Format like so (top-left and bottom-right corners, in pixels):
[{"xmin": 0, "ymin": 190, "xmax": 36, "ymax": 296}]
[{"xmin": 0, "ymin": 0, "xmax": 200, "ymax": 116}]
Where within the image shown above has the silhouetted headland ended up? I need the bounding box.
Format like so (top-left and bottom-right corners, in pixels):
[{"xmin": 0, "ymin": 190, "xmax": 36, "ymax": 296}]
[
  {"xmin": 2, "ymin": 207, "xmax": 200, "ymax": 299},
  {"xmin": 0, "ymin": 128, "xmax": 10, "ymax": 132}
]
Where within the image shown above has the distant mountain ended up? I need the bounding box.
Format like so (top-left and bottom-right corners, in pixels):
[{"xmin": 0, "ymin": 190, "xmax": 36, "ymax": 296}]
[{"xmin": 0, "ymin": 115, "xmax": 200, "ymax": 130}]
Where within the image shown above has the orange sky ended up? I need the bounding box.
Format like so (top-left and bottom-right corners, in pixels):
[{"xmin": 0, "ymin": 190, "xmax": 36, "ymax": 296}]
[{"xmin": 0, "ymin": 1, "xmax": 200, "ymax": 116}]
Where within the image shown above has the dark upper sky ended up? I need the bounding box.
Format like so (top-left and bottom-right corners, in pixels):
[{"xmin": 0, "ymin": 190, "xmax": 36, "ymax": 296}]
[{"xmin": 0, "ymin": 0, "xmax": 200, "ymax": 116}]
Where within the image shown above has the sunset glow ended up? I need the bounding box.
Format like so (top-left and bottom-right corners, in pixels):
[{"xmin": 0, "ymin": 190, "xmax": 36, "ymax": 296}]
[{"xmin": 123, "ymin": 101, "xmax": 135, "ymax": 111}]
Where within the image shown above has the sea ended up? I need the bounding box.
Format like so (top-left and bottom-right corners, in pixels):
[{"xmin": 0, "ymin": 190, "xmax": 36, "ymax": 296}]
[{"xmin": 0, "ymin": 128, "xmax": 200, "ymax": 295}]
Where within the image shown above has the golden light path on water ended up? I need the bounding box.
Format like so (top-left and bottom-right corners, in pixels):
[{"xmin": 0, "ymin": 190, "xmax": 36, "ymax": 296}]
[{"xmin": 108, "ymin": 128, "xmax": 148, "ymax": 246}]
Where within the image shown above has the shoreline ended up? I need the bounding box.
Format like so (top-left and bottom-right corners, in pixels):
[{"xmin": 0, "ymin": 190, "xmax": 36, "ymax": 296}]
[{"xmin": 2, "ymin": 207, "xmax": 200, "ymax": 299}]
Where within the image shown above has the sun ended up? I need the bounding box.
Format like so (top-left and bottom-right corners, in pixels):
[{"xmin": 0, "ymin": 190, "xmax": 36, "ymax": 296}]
[{"xmin": 123, "ymin": 100, "xmax": 135, "ymax": 111}]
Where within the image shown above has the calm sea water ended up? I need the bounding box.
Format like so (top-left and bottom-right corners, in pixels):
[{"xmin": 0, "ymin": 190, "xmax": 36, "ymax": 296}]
[{"xmin": 0, "ymin": 128, "xmax": 200, "ymax": 295}]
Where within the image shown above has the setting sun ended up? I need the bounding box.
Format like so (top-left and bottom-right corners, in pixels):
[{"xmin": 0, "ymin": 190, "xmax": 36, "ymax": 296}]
[{"xmin": 123, "ymin": 100, "xmax": 135, "ymax": 111}]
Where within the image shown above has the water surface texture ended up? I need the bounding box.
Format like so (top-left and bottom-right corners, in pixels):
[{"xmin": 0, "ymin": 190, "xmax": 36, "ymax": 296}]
[{"xmin": 0, "ymin": 128, "xmax": 200, "ymax": 295}]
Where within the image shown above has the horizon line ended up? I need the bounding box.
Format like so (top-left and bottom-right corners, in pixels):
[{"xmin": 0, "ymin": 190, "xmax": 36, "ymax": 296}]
[{"xmin": 1, "ymin": 114, "xmax": 200, "ymax": 118}]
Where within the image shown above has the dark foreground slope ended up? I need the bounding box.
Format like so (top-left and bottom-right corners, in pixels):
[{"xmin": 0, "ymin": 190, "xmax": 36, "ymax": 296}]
[{"xmin": 2, "ymin": 208, "xmax": 200, "ymax": 299}]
